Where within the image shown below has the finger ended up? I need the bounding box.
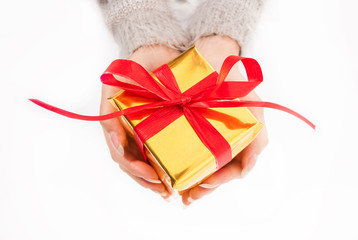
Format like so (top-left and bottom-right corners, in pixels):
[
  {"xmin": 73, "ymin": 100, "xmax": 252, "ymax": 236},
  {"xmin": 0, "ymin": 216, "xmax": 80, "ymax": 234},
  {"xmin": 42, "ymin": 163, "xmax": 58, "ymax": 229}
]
[
  {"xmin": 121, "ymin": 167, "xmax": 172, "ymax": 199},
  {"xmin": 103, "ymin": 117, "xmax": 161, "ymax": 184},
  {"xmin": 182, "ymin": 186, "xmax": 217, "ymax": 206},
  {"xmin": 239, "ymin": 130, "xmax": 268, "ymax": 177},
  {"xmin": 200, "ymin": 159, "xmax": 243, "ymax": 188},
  {"xmin": 181, "ymin": 160, "xmax": 243, "ymax": 205},
  {"xmin": 100, "ymin": 84, "xmax": 161, "ymax": 183},
  {"xmin": 239, "ymin": 91, "xmax": 269, "ymax": 176},
  {"xmin": 241, "ymin": 91, "xmax": 265, "ymax": 123},
  {"xmin": 121, "ymin": 159, "xmax": 162, "ymax": 184}
]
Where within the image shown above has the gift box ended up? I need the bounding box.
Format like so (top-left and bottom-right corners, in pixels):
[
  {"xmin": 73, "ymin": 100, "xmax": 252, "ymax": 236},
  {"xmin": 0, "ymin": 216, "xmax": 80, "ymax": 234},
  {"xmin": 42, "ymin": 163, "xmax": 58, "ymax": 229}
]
[
  {"xmin": 108, "ymin": 46, "xmax": 263, "ymax": 191},
  {"xmin": 30, "ymin": 46, "xmax": 314, "ymax": 193}
]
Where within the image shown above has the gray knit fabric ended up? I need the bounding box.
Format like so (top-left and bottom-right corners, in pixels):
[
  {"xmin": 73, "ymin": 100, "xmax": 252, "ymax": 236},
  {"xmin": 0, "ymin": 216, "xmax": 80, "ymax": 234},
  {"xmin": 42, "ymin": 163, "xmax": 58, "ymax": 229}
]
[
  {"xmin": 98, "ymin": 0, "xmax": 263, "ymax": 55},
  {"xmin": 187, "ymin": 0, "xmax": 263, "ymax": 49},
  {"xmin": 98, "ymin": 0, "xmax": 190, "ymax": 56}
]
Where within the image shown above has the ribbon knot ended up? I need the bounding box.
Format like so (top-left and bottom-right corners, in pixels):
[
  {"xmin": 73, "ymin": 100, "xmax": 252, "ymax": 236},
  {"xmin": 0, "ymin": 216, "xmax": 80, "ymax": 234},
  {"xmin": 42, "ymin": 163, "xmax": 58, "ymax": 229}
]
[{"xmin": 178, "ymin": 96, "xmax": 192, "ymax": 107}]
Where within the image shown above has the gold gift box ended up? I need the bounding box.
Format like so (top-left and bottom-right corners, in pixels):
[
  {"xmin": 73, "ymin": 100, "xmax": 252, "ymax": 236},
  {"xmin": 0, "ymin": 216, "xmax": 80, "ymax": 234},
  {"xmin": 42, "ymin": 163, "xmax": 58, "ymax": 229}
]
[{"xmin": 109, "ymin": 46, "xmax": 263, "ymax": 192}]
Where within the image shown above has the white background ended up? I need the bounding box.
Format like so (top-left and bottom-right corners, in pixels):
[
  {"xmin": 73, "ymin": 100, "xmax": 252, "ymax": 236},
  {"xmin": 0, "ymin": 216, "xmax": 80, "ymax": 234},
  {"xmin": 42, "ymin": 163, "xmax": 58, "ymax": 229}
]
[{"xmin": 1, "ymin": 0, "xmax": 358, "ymax": 239}]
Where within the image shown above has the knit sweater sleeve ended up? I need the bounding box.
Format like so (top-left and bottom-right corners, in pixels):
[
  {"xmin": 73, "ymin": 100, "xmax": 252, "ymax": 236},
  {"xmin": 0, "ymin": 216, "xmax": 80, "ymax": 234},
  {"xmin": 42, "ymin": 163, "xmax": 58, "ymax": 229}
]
[
  {"xmin": 98, "ymin": 0, "xmax": 189, "ymax": 56},
  {"xmin": 187, "ymin": 0, "xmax": 263, "ymax": 50}
]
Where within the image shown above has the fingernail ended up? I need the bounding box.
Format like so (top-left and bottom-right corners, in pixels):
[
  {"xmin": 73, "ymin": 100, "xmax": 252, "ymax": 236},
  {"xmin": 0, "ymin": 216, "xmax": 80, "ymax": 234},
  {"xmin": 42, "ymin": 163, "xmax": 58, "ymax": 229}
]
[
  {"xmin": 241, "ymin": 168, "xmax": 249, "ymax": 178},
  {"xmin": 171, "ymin": 190, "xmax": 180, "ymax": 199},
  {"xmin": 155, "ymin": 191, "xmax": 169, "ymax": 200},
  {"xmin": 242, "ymin": 154, "xmax": 258, "ymax": 178},
  {"xmin": 187, "ymin": 192, "xmax": 194, "ymax": 203},
  {"xmin": 199, "ymin": 183, "xmax": 218, "ymax": 189},
  {"xmin": 109, "ymin": 132, "xmax": 124, "ymax": 156},
  {"xmin": 142, "ymin": 177, "xmax": 161, "ymax": 184},
  {"xmin": 117, "ymin": 145, "xmax": 124, "ymax": 156},
  {"xmin": 164, "ymin": 195, "xmax": 173, "ymax": 203}
]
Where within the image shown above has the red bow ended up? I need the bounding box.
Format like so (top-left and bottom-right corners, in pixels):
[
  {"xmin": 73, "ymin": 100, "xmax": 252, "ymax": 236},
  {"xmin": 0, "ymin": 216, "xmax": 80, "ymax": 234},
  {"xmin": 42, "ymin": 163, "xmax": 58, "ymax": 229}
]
[{"xmin": 30, "ymin": 56, "xmax": 315, "ymax": 169}]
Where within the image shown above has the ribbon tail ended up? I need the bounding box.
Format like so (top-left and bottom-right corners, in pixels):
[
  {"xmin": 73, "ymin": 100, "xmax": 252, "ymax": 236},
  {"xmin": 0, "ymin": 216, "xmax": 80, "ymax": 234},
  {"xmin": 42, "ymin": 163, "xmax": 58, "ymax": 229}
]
[
  {"xmin": 29, "ymin": 99, "xmax": 125, "ymax": 121},
  {"xmin": 189, "ymin": 100, "xmax": 315, "ymax": 130},
  {"xmin": 244, "ymin": 101, "xmax": 316, "ymax": 130},
  {"xmin": 29, "ymin": 98, "xmax": 173, "ymax": 121}
]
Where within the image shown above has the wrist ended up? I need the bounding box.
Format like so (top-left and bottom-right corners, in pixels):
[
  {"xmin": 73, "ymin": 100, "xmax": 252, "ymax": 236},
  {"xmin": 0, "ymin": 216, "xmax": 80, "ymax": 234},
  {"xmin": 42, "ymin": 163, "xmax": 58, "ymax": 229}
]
[
  {"xmin": 194, "ymin": 35, "xmax": 240, "ymax": 72},
  {"xmin": 195, "ymin": 35, "xmax": 240, "ymax": 56},
  {"xmin": 134, "ymin": 44, "xmax": 179, "ymax": 57},
  {"xmin": 130, "ymin": 44, "xmax": 180, "ymax": 71}
]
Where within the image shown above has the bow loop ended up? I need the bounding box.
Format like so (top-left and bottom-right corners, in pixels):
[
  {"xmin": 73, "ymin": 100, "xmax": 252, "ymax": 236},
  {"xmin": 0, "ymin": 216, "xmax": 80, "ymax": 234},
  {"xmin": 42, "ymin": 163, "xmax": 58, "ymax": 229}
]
[
  {"xmin": 210, "ymin": 56, "xmax": 263, "ymax": 99},
  {"xmin": 101, "ymin": 59, "xmax": 170, "ymax": 100}
]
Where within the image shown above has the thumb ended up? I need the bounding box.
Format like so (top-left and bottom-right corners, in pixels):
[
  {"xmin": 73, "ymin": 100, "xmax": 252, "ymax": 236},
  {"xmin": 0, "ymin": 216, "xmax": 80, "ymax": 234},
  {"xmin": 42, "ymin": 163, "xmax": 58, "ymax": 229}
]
[
  {"xmin": 239, "ymin": 126, "xmax": 268, "ymax": 177},
  {"xmin": 239, "ymin": 91, "xmax": 268, "ymax": 177},
  {"xmin": 239, "ymin": 144, "xmax": 260, "ymax": 178}
]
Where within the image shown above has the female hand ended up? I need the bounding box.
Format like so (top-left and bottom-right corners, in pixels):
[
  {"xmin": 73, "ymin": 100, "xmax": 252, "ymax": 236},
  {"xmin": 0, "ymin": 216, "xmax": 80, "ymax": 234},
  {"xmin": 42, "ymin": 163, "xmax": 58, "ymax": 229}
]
[
  {"xmin": 100, "ymin": 45, "xmax": 180, "ymax": 200},
  {"xmin": 181, "ymin": 35, "xmax": 269, "ymax": 205}
]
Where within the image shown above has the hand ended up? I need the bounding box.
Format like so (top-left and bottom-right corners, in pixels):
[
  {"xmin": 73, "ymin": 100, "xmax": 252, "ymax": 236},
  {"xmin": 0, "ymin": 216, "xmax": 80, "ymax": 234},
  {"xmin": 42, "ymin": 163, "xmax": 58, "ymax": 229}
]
[
  {"xmin": 100, "ymin": 45, "xmax": 180, "ymax": 200},
  {"xmin": 181, "ymin": 35, "xmax": 269, "ymax": 205}
]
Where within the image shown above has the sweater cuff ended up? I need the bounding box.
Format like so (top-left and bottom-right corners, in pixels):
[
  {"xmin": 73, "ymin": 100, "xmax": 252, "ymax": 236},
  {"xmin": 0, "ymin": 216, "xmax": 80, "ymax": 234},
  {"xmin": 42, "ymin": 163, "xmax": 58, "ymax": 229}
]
[
  {"xmin": 187, "ymin": 0, "xmax": 263, "ymax": 51},
  {"xmin": 100, "ymin": 0, "xmax": 189, "ymax": 56}
]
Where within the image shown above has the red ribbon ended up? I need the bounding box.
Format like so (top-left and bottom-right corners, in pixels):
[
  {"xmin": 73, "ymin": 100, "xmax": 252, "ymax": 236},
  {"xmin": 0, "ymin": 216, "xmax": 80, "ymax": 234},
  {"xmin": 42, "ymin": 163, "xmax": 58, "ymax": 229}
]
[{"xmin": 30, "ymin": 56, "xmax": 315, "ymax": 169}]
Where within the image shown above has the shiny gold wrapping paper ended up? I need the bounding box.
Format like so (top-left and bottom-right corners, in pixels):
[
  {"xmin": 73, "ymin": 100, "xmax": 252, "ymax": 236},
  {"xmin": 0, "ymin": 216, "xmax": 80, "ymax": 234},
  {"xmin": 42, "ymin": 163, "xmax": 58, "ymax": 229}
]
[{"xmin": 109, "ymin": 46, "xmax": 263, "ymax": 191}]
